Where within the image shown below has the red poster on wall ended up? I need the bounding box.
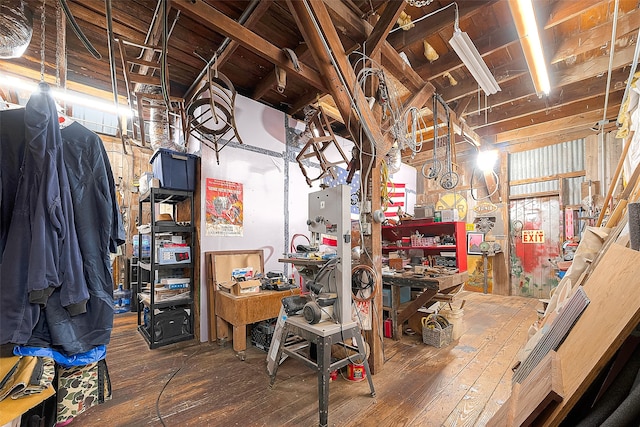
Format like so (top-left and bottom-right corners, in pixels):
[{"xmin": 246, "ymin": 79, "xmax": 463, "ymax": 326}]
[{"xmin": 205, "ymin": 178, "xmax": 244, "ymax": 236}]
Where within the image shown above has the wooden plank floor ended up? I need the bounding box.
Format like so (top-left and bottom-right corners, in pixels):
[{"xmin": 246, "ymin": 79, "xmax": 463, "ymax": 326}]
[{"xmin": 73, "ymin": 291, "xmax": 539, "ymax": 427}]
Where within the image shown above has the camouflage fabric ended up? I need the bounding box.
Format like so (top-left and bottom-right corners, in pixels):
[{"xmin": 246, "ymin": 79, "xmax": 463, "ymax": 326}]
[
  {"xmin": 56, "ymin": 359, "xmax": 111, "ymax": 426},
  {"xmin": 11, "ymin": 356, "xmax": 55, "ymax": 399}
]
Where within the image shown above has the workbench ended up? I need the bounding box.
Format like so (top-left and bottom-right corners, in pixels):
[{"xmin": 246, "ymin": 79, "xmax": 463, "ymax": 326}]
[
  {"xmin": 383, "ymin": 271, "xmax": 468, "ymax": 340},
  {"xmin": 215, "ymin": 288, "xmax": 300, "ymax": 359}
]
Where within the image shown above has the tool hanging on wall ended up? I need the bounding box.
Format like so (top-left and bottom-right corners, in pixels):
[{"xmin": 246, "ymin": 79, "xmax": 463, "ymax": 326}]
[
  {"xmin": 421, "ymin": 94, "xmax": 458, "ymax": 190},
  {"xmin": 435, "ymin": 94, "xmax": 458, "ymax": 189},
  {"xmin": 420, "ymin": 94, "xmax": 442, "ymax": 180}
]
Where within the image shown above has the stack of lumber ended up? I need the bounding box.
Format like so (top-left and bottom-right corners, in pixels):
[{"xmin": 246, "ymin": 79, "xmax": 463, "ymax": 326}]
[{"xmin": 487, "ymin": 150, "xmax": 640, "ymax": 426}]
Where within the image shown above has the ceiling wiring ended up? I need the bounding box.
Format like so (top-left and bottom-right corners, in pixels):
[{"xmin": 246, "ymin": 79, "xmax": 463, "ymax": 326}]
[{"xmin": 59, "ymin": 0, "xmax": 101, "ymax": 60}]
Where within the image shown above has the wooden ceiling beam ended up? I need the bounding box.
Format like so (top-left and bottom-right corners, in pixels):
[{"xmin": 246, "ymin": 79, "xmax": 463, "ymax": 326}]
[
  {"xmin": 466, "ymin": 68, "xmax": 629, "ymax": 129},
  {"xmin": 497, "ymin": 128, "xmax": 598, "ymax": 153},
  {"xmin": 552, "ymin": 8, "xmax": 640, "ymax": 64},
  {"xmin": 461, "ymin": 41, "xmax": 635, "ymax": 120},
  {"xmin": 187, "ymin": 0, "xmax": 272, "ymax": 102},
  {"xmin": 324, "ymin": 1, "xmax": 424, "ymax": 93},
  {"xmin": 386, "ymin": 1, "xmax": 498, "ymax": 51},
  {"xmin": 544, "ymin": 0, "xmax": 603, "ymax": 29},
  {"xmin": 288, "ymin": 89, "xmax": 324, "ymax": 117},
  {"xmin": 66, "ymin": 1, "xmax": 149, "ymax": 41},
  {"xmin": 491, "ymin": 101, "xmax": 622, "ymax": 144},
  {"xmin": 554, "ymin": 42, "xmax": 637, "ymax": 88},
  {"xmin": 253, "ymin": 44, "xmax": 311, "ymax": 101},
  {"xmin": 440, "ymin": 56, "xmax": 528, "ymax": 103},
  {"xmin": 365, "ymin": 2, "xmax": 406, "ymax": 58},
  {"xmin": 415, "ymin": 22, "xmax": 520, "ymax": 81},
  {"xmin": 479, "ymin": 89, "xmax": 624, "ymax": 138},
  {"xmin": 174, "ymin": 0, "xmax": 326, "ymax": 92},
  {"xmin": 0, "ymin": 62, "xmax": 128, "ymax": 104},
  {"xmin": 287, "ymin": 0, "xmax": 391, "ymax": 152},
  {"xmin": 323, "ymin": 0, "xmax": 481, "ymax": 146}
]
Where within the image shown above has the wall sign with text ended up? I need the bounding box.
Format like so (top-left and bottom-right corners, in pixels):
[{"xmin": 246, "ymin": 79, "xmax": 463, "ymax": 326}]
[{"xmin": 522, "ymin": 229, "xmax": 545, "ymax": 243}]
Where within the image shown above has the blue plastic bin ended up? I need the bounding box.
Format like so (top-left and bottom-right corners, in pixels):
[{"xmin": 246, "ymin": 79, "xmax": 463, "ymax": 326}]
[{"xmin": 150, "ymin": 148, "xmax": 198, "ymax": 191}]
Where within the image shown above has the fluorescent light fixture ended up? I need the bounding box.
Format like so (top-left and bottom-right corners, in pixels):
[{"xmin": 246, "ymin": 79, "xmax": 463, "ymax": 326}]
[
  {"xmin": 509, "ymin": 0, "xmax": 551, "ymax": 96},
  {"xmin": 0, "ymin": 72, "xmax": 132, "ymax": 116},
  {"xmin": 477, "ymin": 149, "xmax": 498, "ymax": 171},
  {"xmin": 449, "ymin": 29, "xmax": 501, "ymax": 96}
]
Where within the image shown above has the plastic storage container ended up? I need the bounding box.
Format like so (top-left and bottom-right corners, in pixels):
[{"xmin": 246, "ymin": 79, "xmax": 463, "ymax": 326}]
[
  {"xmin": 133, "ymin": 235, "xmax": 151, "ymax": 258},
  {"xmin": 150, "ymin": 148, "xmax": 197, "ymax": 191},
  {"xmin": 113, "ymin": 284, "xmax": 131, "ymax": 314}
]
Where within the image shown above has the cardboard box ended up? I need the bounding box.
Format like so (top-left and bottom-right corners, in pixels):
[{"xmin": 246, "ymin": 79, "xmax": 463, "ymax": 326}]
[
  {"xmin": 219, "ymin": 279, "xmax": 261, "ymax": 296},
  {"xmin": 440, "ymin": 209, "xmax": 459, "ymax": 222},
  {"xmin": 389, "ymin": 258, "xmax": 404, "ymax": 270},
  {"xmin": 414, "ymin": 204, "xmax": 435, "ymax": 219}
]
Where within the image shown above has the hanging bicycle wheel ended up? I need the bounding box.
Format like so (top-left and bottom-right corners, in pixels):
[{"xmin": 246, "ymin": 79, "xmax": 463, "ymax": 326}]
[
  {"xmin": 421, "ymin": 158, "xmax": 442, "ymax": 180},
  {"xmin": 440, "ymin": 171, "xmax": 459, "ymax": 190}
]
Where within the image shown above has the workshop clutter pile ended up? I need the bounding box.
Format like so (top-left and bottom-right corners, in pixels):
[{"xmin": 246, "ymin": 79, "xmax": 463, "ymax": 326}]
[{"xmin": 218, "ymin": 267, "xmax": 297, "ymax": 296}]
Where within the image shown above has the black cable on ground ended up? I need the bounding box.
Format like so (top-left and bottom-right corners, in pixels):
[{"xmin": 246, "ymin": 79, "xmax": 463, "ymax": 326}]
[{"xmin": 156, "ymin": 346, "xmax": 201, "ymax": 426}]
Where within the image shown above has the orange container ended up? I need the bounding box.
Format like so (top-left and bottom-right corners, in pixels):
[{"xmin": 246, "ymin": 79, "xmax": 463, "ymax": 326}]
[{"xmin": 346, "ymin": 363, "xmax": 366, "ymax": 382}]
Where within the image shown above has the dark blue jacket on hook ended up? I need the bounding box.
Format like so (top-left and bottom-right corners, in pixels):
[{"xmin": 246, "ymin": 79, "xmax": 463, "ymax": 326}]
[
  {"xmin": 0, "ymin": 83, "xmax": 89, "ymax": 346},
  {"xmin": 27, "ymin": 120, "xmax": 126, "ymax": 355}
]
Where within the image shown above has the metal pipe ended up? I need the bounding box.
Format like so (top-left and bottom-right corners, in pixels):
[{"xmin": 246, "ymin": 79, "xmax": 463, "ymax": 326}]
[
  {"xmin": 105, "ymin": 0, "xmax": 126, "ymax": 154},
  {"xmin": 600, "ymin": 0, "xmax": 620, "ymax": 132},
  {"xmin": 184, "ymin": 0, "xmax": 260, "ymax": 99}
]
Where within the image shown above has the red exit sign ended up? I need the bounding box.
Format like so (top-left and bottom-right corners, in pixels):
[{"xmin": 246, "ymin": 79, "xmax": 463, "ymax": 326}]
[{"xmin": 522, "ymin": 230, "xmax": 545, "ymax": 243}]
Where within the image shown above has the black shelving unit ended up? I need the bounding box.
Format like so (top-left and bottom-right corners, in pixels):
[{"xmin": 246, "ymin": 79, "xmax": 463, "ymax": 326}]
[{"xmin": 137, "ymin": 187, "xmax": 195, "ymax": 349}]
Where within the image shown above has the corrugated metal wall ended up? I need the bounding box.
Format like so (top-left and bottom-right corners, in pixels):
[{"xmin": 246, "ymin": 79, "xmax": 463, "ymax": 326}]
[{"xmin": 509, "ymin": 139, "xmax": 585, "ymax": 205}]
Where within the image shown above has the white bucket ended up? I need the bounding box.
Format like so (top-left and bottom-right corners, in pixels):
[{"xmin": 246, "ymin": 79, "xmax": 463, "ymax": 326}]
[{"xmin": 440, "ymin": 308, "xmax": 464, "ymax": 340}]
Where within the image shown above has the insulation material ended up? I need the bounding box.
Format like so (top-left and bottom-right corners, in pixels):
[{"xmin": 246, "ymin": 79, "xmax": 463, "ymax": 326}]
[
  {"xmin": 396, "ymin": 11, "xmax": 414, "ymax": 31},
  {"xmin": 0, "ymin": 0, "xmax": 33, "ymax": 59},
  {"xmin": 423, "ymin": 41, "xmax": 439, "ymax": 62},
  {"xmin": 619, "ymin": 73, "xmax": 640, "ymax": 185}
]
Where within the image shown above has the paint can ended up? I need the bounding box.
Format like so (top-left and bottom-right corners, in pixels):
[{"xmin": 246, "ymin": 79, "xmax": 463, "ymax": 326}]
[
  {"xmin": 440, "ymin": 308, "xmax": 464, "ymax": 340},
  {"xmin": 346, "ymin": 363, "xmax": 366, "ymax": 382}
]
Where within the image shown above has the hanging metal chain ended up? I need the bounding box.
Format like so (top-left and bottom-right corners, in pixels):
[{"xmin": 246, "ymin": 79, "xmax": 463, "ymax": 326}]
[
  {"xmin": 40, "ymin": 0, "xmax": 46, "ymax": 81},
  {"xmin": 55, "ymin": 0, "xmax": 61, "ymax": 87},
  {"xmin": 432, "ymin": 93, "xmax": 458, "ymax": 190},
  {"xmin": 421, "ymin": 94, "xmax": 442, "ymax": 179},
  {"xmin": 405, "ymin": 0, "xmax": 434, "ymax": 7}
]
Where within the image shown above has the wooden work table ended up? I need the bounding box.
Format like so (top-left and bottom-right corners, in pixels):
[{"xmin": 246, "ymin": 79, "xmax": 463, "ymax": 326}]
[
  {"xmin": 383, "ymin": 271, "xmax": 468, "ymax": 340},
  {"xmin": 214, "ymin": 288, "xmax": 300, "ymax": 360}
]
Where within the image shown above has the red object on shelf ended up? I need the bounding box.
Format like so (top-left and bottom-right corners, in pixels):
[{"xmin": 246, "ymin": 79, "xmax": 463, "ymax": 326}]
[{"xmin": 381, "ymin": 220, "xmax": 467, "ymax": 272}]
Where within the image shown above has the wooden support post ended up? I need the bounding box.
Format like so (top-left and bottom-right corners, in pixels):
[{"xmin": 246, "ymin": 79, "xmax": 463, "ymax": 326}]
[
  {"xmin": 495, "ymin": 151, "xmax": 511, "ymax": 296},
  {"xmin": 287, "ymin": 0, "xmax": 389, "ymax": 373}
]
